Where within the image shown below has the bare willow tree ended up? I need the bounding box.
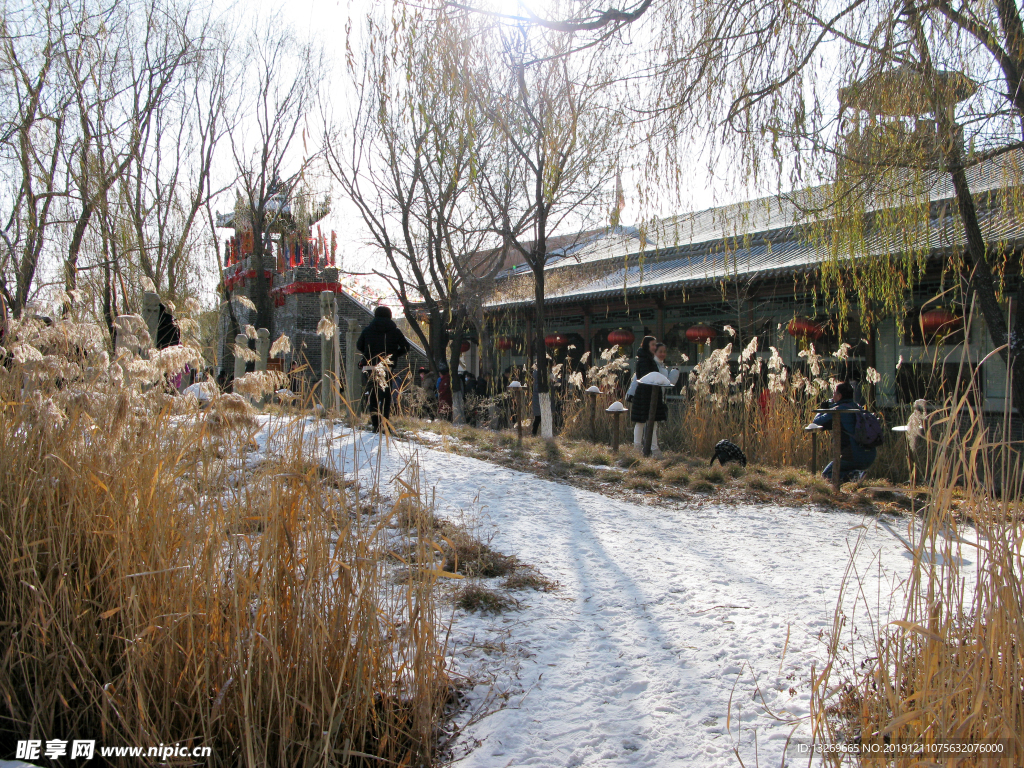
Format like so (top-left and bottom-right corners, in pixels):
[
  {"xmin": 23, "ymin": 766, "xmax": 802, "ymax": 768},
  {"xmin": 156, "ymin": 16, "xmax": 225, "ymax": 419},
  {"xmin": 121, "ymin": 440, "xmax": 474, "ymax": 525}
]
[
  {"xmin": 0, "ymin": 0, "xmax": 76, "ymax": 316},
  {"xmin": 470, "ymin": 20, "xmax": 622, "ymax": 437},
  {"xmin": 86, "ymin": 2, "xmax": 236, "ymax": 342},
  {"xmin": 230, "ymin": 15, "xmax": 325, "ymax": 333},
  {"xmin": 114, "ymin": 7, "xmax": 235, "ymax": 300},
  {"xmin": 0, "ymin": 0, "xmax": 232, "ymax": 331},
  {"xmin": 327, "ymin": 9, "xmax": 503, "ymax": 424},
  {"xmin": 60, "ymin": 0, "xmax": 199, "ymax": 309}
]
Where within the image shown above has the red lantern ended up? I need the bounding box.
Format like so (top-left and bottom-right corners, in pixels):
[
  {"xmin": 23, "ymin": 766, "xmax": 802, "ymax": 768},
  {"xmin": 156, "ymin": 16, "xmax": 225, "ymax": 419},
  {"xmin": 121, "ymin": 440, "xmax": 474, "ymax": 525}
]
[
  {"xmin": 685, "ymin": 324, "xmax": 717, "ymax": 344},
  {"xmin": 460, "ymin": 340, "xmax": 471, "ymax": 353},
  {"xmin": 607, "ymin": 329, "xmax": 635, "ymax": 347},
  {"xmin": 787, "ymin": 317, "xmax": 823, "ymax": 341},
  {"xmin": 919, "ymin": 308, "xmax": 960, "ymax": 336},
  {"xmin": 497, "ymin": 337, "xmax": 514, "ymax": 351},
  {"xmin": 545, "ymin": 333, "xmax": 569, "ymax": 348}
]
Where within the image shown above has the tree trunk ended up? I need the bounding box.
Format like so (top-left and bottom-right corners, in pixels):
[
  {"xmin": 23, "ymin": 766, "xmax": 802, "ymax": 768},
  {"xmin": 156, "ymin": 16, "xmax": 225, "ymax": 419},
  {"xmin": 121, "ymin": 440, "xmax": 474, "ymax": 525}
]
[
  {"xmin": 532, "ymin": 259, "xmax": 553, "ymax": 438},
  {"xmin": 430, "ymin": 312, "xmax": 447, "ymax": 374},
  {"xmin": 251, "ymin": 221, "xmax": 274, "ymax": 333},
  {"xmin": 65, "ymin": 201, "xmax": 93, "ymax": 303},
  {"xmin": 947, "ymin": 163, "xmax": 1024, "ymax": 421},
  {"xmin": 217, "ymin": 233, "xmax": 241, "ymax": 377},
  {"xmin": 101, "ymin": 227, "xmax": 115, "ymax": 349},
  {"xmin": 478, "ymin": 318, "xmax": 495, "ymax": 387},
  {"xmin": 450, "ymin": 323, "xmax": 466, "ymax": 425}
]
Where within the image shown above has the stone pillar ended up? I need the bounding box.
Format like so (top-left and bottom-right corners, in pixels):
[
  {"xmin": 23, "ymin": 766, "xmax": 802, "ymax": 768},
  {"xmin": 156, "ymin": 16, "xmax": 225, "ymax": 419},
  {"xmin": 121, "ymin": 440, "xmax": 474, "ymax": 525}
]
[
  {"xmin": 320, "ymin": 291, "xmax": 335, "ymax": 411},
  {"xmin": 346, "ymin": 317, "xmax": 361, "ymax": 409},
  {"xmin": 232, "ymin": 333, "xmax": 248, "ymax": 384},
  {"xmin": 142, "ymin": 291, "xmax": 160, "ymax": 350},
  {"xmin": 256, "ymin": 328, "xmax": 270, "ymax": 372}
]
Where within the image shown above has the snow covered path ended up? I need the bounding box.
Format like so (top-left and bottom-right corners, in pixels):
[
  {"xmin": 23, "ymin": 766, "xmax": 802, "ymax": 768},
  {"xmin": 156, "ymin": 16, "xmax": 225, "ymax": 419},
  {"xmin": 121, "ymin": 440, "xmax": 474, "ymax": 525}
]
[{"xmin": 324, "ymin": 427, "xmax": 918, "ymax": 768}]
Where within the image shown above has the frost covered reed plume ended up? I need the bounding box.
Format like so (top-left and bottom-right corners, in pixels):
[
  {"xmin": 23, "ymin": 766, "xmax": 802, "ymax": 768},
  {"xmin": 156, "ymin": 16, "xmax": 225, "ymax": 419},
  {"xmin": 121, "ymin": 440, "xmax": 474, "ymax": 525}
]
[{"xmin": 560, "ymin": 343, "xmax": 908, "ymax": 479}]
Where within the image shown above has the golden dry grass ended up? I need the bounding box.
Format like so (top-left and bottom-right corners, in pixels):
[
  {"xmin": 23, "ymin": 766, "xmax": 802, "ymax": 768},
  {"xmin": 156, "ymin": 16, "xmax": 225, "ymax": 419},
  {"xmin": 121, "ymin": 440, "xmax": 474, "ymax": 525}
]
[
  {"xmin": 811, "ymin": 382, "xmax": 1024, "ymax": 764},
  {"xmin": 0, "ymin": 324, "xmax": 451, "ymax": 766}
]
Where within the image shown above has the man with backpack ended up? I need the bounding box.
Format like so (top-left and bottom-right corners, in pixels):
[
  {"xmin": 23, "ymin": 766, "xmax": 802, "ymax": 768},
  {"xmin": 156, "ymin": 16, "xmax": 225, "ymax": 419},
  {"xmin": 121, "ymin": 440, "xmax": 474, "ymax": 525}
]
[{"xmin": 812, "ymin": 381, "xmax": 882, "ymax": 483}]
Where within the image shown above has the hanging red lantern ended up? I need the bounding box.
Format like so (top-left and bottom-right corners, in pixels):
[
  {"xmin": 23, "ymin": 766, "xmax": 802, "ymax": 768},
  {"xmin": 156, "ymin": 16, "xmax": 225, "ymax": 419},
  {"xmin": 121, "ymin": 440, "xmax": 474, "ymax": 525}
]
[
  {"xmin": 545, "ymin": 333, "xmax": 569, "ymax": 348},
  {"xmin": 919, "ymin": 308, "xmax": 960, "ymax": 337},
  {"xmin": 497, "ymin": 337, "xmax": 514, "ymax": 351},
  {"xmin": 607, "ymin": 329, "xmax": 635, "ymax": 347},
  {"xmin": 460, "ymin": 340, "xmax": 471, "ymax": 354},
  {"xmin": 685, "ymin": 324, "xmax": 717, "ymax": 344},
  {"xmin": 686, "ymin": 323, "xmax": 717, "ymax": 354},
  {"xmin": 787, "ymin": 317, "xmax": 823, "ymax": 341}
]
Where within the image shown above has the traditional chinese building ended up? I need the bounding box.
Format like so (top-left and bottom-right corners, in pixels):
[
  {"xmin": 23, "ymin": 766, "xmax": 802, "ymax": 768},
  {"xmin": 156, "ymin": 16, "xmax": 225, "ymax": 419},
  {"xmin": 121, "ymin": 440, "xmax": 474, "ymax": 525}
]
[{"xmin": 481, "ymin": 153, "xmax": 1024, "ymax": 416}]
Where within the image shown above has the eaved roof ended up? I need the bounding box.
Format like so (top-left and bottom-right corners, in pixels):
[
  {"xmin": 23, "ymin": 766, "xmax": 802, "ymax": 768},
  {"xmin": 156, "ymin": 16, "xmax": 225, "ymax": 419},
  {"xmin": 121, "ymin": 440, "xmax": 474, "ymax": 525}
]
[
  {"xmin": 485, "ymin": 150, "xmax": 1024, "ymax": 308},
  {"xmin": 215, "ymin": 192, "xmax": 330, "ymax": 231}
]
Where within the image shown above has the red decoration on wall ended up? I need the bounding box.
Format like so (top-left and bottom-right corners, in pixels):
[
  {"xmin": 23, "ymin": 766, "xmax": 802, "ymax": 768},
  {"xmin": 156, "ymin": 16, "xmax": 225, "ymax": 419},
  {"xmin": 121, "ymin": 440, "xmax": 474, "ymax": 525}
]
[
  {"xmin": 786, "ymin": 317, "xmax": 823, "ymax": 340},
  {"xmin": 545, "ymin": 333, "xmax": 569, "ymax": 348},
  {"xmin": 919, "ymin": 308, "xmax": 960, "ymax": 336},
  {"xmin": 241, "ymin": 229, "xmax": 254, "ymax": 256},
  {"xmin": 497, "ymin": 337, "xmax": 514, "ymax": 351},
  {"xmin": 460, "ymin": 340, "xmax": 471, "ymax": 353},
  {"xmin": 607, "ymin": 329, "xmax": 635, "ymax": 346},
  {"xmin": 224, "ymin": 269, "xmax": 274, "ymax": 291}
]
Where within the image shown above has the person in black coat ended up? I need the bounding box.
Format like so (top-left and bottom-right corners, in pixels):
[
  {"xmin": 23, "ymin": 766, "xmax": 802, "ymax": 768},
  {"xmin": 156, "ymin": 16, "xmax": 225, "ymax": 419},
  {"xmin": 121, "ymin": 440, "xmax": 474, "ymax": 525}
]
[
  {"xmin": 356, "ymin": 306, "xmax": 410, "ymax": 433},
  {"xmin": 629, "ymin": 336, "xmax": 665, "ymax": 453}
]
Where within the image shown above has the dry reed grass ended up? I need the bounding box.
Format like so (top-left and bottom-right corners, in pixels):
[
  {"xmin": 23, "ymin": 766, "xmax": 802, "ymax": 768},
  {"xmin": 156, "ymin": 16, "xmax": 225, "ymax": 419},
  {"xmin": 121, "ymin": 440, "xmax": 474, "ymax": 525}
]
[
  {"xmin": 559, "ymin": 344, "xmax": 914, "ymax": 483},
  {"xmin": 811, "ymin": 369, "xmax": 1024, "ymax": 763},
  {"xmin": 0, "ymin": 321, "xmax": 451, "ymax": 766}
]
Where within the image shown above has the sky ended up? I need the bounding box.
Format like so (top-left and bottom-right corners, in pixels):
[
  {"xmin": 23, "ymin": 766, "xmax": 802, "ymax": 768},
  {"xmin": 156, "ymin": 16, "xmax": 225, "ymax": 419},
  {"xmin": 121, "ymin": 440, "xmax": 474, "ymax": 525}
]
[{"xmin": 212, "ymin": 0, "xmax": 763, "ymax": 306}]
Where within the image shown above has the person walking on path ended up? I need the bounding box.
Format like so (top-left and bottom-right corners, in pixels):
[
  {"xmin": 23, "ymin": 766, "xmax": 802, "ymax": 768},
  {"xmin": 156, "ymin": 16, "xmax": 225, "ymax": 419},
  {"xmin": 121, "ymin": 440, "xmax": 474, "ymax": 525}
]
[
  {"xmin": 356, "ymin": 305, "xmax": 409, "ymax": 433},
  {"xmin": 630, "ymin": 336, "xmax": 664, "ymax": 454},
  {"xmin": 812, "ymin": 381, "xmax": 877, "ymax": 482}
]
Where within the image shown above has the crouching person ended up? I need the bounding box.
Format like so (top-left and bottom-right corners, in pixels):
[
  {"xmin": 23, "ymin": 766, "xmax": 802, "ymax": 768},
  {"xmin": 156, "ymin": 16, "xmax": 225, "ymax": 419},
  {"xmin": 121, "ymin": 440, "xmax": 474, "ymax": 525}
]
[{"xmin": 812, "ymin": 381, "xmax": 879, "ymax": 483}]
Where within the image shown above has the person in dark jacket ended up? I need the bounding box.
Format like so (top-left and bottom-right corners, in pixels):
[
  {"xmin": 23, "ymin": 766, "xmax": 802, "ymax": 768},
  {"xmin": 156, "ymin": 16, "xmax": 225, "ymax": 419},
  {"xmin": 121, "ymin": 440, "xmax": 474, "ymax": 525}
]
[
  {"xmin": 812, "ymin": 381, "xmax": 876, "ymax": 482},
  {"xmin": 356, "ymin": 306, "xmax": 410, "ymax": 433},
  {"xmin": 630, "ymin": 336, "xmax": 664, "ymax": 453}
]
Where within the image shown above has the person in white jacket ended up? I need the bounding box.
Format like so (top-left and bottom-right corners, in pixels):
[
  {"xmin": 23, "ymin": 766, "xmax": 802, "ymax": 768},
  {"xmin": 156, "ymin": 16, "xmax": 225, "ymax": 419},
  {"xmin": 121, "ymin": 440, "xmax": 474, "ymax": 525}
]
[{"xmin": 654, "ymin": 343, "xmax": 680, "ymax": 385}]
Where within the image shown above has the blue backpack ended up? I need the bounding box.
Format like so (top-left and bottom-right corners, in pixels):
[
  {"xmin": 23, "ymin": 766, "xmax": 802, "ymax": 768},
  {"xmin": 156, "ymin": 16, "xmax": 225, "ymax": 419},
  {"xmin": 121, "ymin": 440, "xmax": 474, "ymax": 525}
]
[{"xmin": 854, "ymin": 410, "xmax": 885, "ymax": 448}]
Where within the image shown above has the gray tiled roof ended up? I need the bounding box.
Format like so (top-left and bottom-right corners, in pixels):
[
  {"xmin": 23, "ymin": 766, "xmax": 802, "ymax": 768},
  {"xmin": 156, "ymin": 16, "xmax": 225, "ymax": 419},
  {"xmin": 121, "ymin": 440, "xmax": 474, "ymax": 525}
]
[{"xmin": 487, "ymin": 150, "xmax": 1024, "ymax": 308}]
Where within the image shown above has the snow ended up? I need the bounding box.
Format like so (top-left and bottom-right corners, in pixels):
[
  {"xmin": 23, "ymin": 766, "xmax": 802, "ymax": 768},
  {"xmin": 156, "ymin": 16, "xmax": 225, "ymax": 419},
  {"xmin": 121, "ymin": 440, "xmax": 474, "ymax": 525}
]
[
  {"xmin": 181, "ymin": 381, "xmax": 216, "ymax": 401},
  {"xmin": 314, "ymin": 423, "xmax": 921, "ymax": 768}
]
